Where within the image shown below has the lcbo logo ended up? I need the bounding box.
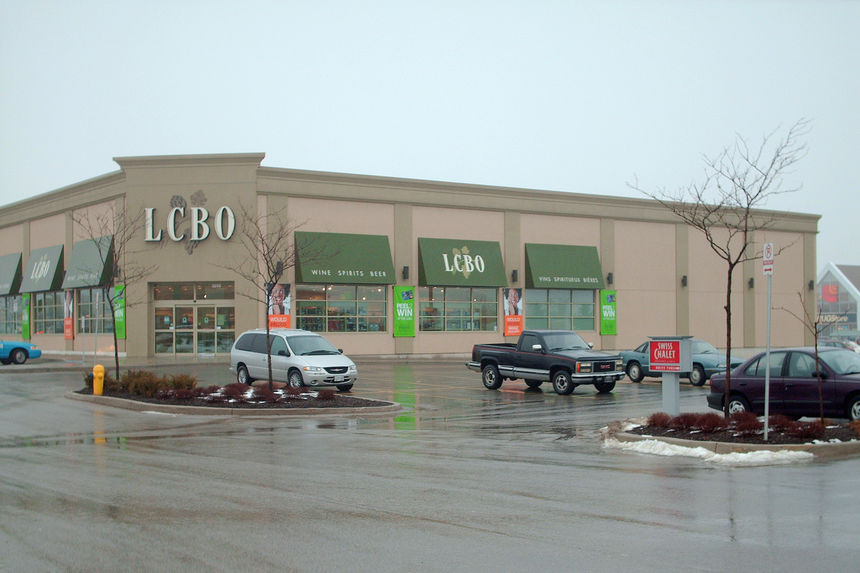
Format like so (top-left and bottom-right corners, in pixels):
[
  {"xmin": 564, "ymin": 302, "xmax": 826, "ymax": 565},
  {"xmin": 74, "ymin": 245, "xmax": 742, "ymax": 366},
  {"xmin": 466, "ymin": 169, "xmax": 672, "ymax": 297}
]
[
  {"xmin": 144, "ymin": 206, "xmax": 235, "ymax": 242},
  {"xmin": 30, "ymin": 254, "xmax": 52, "ymax": 282},
  {"xmin": 442, "ymin": 246, "xmax": 485, "ymax": 279}
]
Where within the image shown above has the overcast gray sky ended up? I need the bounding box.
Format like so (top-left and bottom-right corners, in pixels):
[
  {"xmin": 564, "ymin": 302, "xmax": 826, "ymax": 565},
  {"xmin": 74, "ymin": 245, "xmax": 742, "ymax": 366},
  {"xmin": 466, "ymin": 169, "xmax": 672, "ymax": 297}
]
[{"xmin": 2, "ymin": 0, "xmax": 858, "ymax": 269}]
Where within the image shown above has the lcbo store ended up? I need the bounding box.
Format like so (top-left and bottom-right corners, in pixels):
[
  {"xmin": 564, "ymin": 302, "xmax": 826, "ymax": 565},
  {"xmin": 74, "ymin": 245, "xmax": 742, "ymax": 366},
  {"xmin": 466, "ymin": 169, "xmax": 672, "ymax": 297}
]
[{"xmin": 0, "ymin": 153, "xmax": 820, "ymax": 359}]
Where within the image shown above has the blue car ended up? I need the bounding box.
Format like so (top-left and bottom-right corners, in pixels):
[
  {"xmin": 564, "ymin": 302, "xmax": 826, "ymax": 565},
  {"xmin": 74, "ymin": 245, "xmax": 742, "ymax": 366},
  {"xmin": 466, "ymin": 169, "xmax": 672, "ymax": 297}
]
[
  {"xmin": 620, "ymin": 338, "xmax": 742, "ymax": 386},
  {"xmin": 0, "ymin": 340, "xmax": 42, "ymax": 365}
]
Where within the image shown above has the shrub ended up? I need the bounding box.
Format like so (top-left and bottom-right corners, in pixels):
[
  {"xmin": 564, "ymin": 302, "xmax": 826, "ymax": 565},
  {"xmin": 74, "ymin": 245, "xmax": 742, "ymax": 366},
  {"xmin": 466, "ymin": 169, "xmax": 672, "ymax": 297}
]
[
  {"xmin": 222, "ymin": 383, "xmax": 249, "ymax": 402},
  {"xmin": 317, "ymin": 389, "xmax": 336, "ymax": 401},
  {"xmin": 195, "ymin": 385, "xmax": 220, "ymax": 397},
  {"xmin": 730, "ymin": 411, "xmax": 762, "ymax": 436},
  {"xmin": 82, "ymin": 370, "xmax": 121, "ymax": 393},
  {"xmin": 172, "ymin": 388, "xmax": 196, "ymax": 401},
  {"xmin": 669, "ymin": 413, "xmax": 701, "ymax": 430},
  {"xmin": 787, "ymin": 420, "xmax": 825, "ymax": 440},
  {"xmin": 695, "ymin": 413, "xmax": 729, "ymax": 432},
  {"xmin": 850, "ymin": 419, "xmax": 860, "ymax": 437},
  {"xmin": 169, "ymin": 373, "xmax": 197, "ymax": 391},
  {"xmin": 767, "ymin": 415, "xmax": 798, "ymax": 433},
  {"xmin": 284, "ymin": 385, "xmax": 303, "ymax": 397},
  {"xmin": 121, "ymin": 370, "xmax": 167, "ymax": 398},
  {"xmin": 647, "ymin": 412, "xmax": 672, "ymax": 428},
  {"xmin": 253, "ymin": 386, "xmax": 279, "ymax": 403}
]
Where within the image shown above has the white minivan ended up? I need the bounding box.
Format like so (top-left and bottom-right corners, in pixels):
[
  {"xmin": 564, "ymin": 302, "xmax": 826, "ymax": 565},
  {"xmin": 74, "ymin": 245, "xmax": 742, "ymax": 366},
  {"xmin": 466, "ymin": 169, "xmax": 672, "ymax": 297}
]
[{"xmin": 229, "ymin": 328, "xmax": 358, "ymax": 391}]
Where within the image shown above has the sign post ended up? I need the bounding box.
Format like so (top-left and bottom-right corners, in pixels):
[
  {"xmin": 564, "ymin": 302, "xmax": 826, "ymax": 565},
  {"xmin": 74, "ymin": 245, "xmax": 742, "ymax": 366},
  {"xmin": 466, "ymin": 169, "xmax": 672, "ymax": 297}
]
[
  {"xmin": 649, "ymin": 336, "xmax": 693, "ymax": 416},
  {"xmin": 762, "ymin": 243, "xmax": 774, "ymax": 440}
]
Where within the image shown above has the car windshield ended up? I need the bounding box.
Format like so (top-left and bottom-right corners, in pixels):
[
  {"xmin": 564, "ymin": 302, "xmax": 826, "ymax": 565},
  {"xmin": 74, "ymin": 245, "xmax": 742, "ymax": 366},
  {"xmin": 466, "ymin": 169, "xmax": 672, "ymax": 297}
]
[
  {"xmin": 691, "ymin": 340, "xmax": 718, "ymax": 354},
  {"xmin": 286, "ymin": 335, "xmax": 341, "ymax": 356},
  {"xmin": 819, "ymin": 349, "xmax": 860, "ymax": 375},
  {"xmin": 543, "ymin": 332, "xmax": 589, "ymax": 351}
]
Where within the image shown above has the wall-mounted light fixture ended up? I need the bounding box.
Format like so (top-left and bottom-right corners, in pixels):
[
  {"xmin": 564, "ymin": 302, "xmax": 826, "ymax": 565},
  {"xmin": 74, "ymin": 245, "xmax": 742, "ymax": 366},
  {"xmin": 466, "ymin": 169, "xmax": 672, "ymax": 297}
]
[
  {"xmin": 808, "ymin": 279, "xmax": 815, "ymax": 291},
  {"xmin": 681, "ymin": 275, "xmax": 688, "ymax": 287},
  {"xmin": 511, "ymin": 269, "xmax": 518, "ymax": 283},
  {"xmin": 606, "ymin": 272, "xmax": 613, "ymax": 285},
  {"xmin": 402, "ymin": 266, "xmax": 409, "ymax": 280},
  {"xmin": 748, "ymin": 277, "xmax": 754, "ymax": 289}
]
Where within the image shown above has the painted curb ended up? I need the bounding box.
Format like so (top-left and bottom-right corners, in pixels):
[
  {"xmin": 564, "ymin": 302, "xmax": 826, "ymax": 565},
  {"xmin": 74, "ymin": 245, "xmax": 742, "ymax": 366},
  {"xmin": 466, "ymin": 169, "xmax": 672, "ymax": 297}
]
[
  {"xmin": 66, "ymin": 392, "xmax": 403, "ymax": 417},
  {"xmin": 606, "ymin": 420, "xmax": 860, "ymax": 460}
]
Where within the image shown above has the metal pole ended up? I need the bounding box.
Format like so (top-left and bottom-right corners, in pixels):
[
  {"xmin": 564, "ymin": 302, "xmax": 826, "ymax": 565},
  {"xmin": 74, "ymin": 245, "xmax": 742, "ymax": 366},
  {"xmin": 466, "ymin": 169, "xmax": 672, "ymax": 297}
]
[{"xmin": 763, "ymin": 274, "xmax": 772, "ymax": 440}]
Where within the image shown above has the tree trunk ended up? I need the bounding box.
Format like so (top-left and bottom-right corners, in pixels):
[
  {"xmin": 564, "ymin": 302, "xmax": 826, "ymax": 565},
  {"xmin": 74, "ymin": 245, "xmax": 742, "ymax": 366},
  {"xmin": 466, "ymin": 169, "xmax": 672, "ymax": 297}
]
[{"xmin": 723, "ymin": 265, "xmax": 734, "ymax": 417}]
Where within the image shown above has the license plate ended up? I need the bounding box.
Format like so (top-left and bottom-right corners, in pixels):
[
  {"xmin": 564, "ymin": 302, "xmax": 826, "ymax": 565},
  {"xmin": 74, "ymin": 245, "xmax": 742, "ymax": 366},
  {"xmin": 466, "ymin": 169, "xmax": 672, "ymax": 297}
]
[{"xmin": 335, "ymin": 375, "xmax": 345, "ymax": 382}]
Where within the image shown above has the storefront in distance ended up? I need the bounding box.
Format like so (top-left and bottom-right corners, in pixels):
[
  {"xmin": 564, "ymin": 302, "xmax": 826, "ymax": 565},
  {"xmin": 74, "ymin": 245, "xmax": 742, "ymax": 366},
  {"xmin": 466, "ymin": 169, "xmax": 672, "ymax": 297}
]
[{"xmin": 0, "ymin": 153, "xmax": 821, "ymax": 359}]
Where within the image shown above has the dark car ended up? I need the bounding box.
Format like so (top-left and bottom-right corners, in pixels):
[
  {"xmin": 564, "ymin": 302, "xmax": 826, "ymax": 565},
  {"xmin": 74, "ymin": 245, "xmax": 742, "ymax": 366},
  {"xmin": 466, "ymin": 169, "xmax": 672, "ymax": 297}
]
[
  {"xmin": 707, "ymin": 347, "xmax": 860, "ymax": 420},
  {"xmin": 620, "ymin": 338, "xmax": 742, "ymax": 386}
]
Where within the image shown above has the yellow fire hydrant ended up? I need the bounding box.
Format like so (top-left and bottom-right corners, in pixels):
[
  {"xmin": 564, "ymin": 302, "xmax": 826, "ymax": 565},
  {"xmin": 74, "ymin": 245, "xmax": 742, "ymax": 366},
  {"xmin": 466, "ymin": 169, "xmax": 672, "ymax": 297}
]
[{"xmin": 93, "ymin": 364, "xmax": 105, "ymax": 396}]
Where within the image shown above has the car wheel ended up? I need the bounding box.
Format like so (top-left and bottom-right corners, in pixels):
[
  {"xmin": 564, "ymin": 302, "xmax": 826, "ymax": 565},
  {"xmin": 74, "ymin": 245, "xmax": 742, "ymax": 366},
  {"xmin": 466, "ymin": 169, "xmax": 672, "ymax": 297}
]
[
  {"xmin": 627, "ymin": 362, "xmax": 644, "ymax": 383},
  {"xmin": 481, "ymin": 364, "xmax": 503, "ymax": 390},
  {"xmin": 727, "ymin": 394, "xmax": 751, "ymax": 415},
  {"xmin": 551, "ymin": 370, "xmax": 575, "ymax": 395},
  {"xmin": 10, "ymin": 348, "xmax": 27, "ymax": 365},
  {"xmin": 594, "ymin": 381, "xmax": 616, "ymax": 394},
  {"xmin": 237, "ymin": 365, "xmax": 253, "ymax": 385},
  {"xmin": 689, "ymin": 364, "xmax": 706, "ymax": 387},
  {"xmin": 337, "ymin": 384, "xmax": 353, "ymax": 392},
  {"xmin": 524, "ymin": 379, "xmax": 542, "ymax": 389},
  {"xmin": 288, "ymin": 370, "xmax": 305, "ymax": 389},
  {"xmin": 847, "ymin": 395, "xmax": 860, "ymax": 421}
]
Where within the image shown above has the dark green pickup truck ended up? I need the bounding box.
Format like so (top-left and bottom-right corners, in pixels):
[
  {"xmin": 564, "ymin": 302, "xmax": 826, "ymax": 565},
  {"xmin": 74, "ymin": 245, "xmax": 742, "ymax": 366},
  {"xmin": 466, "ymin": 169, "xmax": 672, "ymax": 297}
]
[{"xmin": 466, "ymin": 330, "xmax": 625, "ymax": 395}]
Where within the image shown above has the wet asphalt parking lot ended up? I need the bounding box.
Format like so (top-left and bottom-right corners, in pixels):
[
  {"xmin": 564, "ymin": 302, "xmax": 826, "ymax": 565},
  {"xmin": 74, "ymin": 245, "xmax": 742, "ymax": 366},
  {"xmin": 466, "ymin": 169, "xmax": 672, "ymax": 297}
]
[{"xmin": 1, "ymin": 359, "xmax": 858, "ymax": 572}]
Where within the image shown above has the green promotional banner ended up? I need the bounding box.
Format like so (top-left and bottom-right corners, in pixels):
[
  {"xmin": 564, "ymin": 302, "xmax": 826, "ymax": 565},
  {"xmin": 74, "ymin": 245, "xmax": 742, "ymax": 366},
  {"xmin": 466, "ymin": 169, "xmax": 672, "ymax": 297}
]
[
  {"xmin": 21, "ymin": 294, "xmax": 30, "ymax": 340},
  {"xmin": 393, "ymin": 286, "xmax": 415, "ymax": 337},
  {"xmin": 600, "ymin": 290, "xmax": 617, "ymax": 335},
  {"xmin": 113, "ymin": 285, "xmax": 127, "ymax": 340}
]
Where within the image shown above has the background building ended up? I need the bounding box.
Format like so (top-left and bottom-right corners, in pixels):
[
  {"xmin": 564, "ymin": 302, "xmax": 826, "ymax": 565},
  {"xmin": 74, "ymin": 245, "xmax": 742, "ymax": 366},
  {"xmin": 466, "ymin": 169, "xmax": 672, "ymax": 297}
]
[
  {"xmin": 0, "ymin": 153, "xmax": 820, "ymax": 359},
  {"xmin": 817, "ymin": 262, "xmax": 860, "ymax": 340}
]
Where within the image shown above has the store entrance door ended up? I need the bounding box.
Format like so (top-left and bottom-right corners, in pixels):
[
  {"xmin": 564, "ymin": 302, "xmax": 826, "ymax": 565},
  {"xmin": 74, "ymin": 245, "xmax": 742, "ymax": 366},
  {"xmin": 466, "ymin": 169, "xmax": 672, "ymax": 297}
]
[{"xmin": 152, "ymin": 282, "xmax": 236, "ymax": 355}]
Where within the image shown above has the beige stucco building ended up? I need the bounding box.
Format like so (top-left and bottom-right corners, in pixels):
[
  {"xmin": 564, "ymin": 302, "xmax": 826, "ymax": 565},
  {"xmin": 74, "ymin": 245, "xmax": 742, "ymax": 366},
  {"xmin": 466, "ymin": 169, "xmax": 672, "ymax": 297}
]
[{"xmin": 0, "ymin": 153, "xmax": 820, "ymax": 359}]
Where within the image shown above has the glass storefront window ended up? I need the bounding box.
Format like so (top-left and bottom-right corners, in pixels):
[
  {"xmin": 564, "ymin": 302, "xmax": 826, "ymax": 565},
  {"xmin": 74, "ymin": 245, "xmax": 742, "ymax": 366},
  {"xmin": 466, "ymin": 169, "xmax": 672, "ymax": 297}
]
[
  {"xmin": 78, "ymin": 287, "xmax": 114, "ymax": 334},
  {"xmin": 418, "ymin": 286, "xmax": 497, "ymax": 332},
  {"xmin": 296, "ymin": 284, "xmax": 387, "ymax": 332},
  {"xmin": 33, "ymin": 291, "xmax": 64, "ymax": 334},
  {"xmin": 195, "ymin": 283, "xmax": 235, "ymax": 300},
  {"xmin": 0, "ymin": 295, "xmax": 21, "ymax": 334},
  {"xmin": 525, "ymin": 289, "xmax": 596, "ymax": 331}
]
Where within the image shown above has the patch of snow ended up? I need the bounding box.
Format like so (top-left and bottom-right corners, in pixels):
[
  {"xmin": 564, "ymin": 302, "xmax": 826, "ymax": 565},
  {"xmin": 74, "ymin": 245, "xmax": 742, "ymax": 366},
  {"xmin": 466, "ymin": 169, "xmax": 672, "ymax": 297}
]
[
  {"xmin": 142, "ymin": 411, "xmax": 177, "ymax": 416},
  {"xmin": 604, "ymin": 438, "xmax": 814, "ymax": 466}
]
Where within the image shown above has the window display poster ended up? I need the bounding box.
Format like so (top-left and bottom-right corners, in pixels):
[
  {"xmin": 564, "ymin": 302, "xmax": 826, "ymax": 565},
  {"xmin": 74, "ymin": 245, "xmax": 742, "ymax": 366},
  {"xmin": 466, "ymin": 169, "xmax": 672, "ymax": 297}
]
[
  {"xmin": 393, "ymin": 286, "xmax": 415, "ymax": 337},
  {"xmin": 64, "ymin": 289, "xmax": 74, "ymax": 339},
  {"xmin": 21, "ymin": 294, "xmax": 30, "ymax": 340},
  {"xmin": 114, "ymin": 285, "xmax": 127, "ymax": 340},
  {"xmin": 600, "ymin": 290, "xmax": 617, "ymax": 336},
  {"xmin": 504, "ymin": 288, "xmax": 523, "ymax": 337},
  {"xmin": 268, "ymin": 283, "xmax": 291, "ymax": 329}
]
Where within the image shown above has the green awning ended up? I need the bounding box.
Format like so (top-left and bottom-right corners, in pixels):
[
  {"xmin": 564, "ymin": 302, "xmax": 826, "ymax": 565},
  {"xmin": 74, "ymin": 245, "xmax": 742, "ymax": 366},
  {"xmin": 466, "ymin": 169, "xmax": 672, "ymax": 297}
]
[
  {"xmin": 0, "ymin": 252, "xmax": 22, "ymax": 296},
  {"xmin": 62, "ymin": 236, "xmax": 114, "ymax": 289},
  {"xmin": 295, "ymin": 231, "xmax": 396, "ymax": 284},
  {"xmin": 418, "ymin": 238, "xmax": 507, "ymax": 287},
  {"xmin": 20, "ymin": 245, "xmax": 65, "ymax": 293},
  {"xmin": 525, "ymin": 243, "xmax": 605, "ymax": 289}
]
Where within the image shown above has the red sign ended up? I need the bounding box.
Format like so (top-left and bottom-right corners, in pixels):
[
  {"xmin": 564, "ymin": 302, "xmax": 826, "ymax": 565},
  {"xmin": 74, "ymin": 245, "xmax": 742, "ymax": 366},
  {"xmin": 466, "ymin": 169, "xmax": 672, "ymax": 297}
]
[
  {"xmin": 504, "ymin": 314, "xmax": 523, "ymax": 337},
  {"xmin": 650, "ymin": 340, "xmax": 681, "ymax": 372},
  {"xmin": 268, "ymin": 314, "xmax": 290, "ymax": 329},
  {"xmin": 822, "ymin": 284, "xmax": 838, "ymax": 304},
  {"xmin": 64, "ymin": 317, "xmax": 74, "ymax": 340}
]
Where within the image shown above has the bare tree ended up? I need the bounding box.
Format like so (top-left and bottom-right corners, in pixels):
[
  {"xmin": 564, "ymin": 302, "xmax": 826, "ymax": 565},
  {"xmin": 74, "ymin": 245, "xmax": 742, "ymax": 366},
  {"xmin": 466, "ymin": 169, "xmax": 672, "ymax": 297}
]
[
  {"xmin": 71, "ymin": 204, "xmax": 157, "ymax": 379},
  {"xmin": 218, "ymin": 203, "xmax": 305, "ymax": 392},
  {"xmin": 629, "ymin": 119, "xmax": 810, "ymax": 416},
  {"xmin": 778, "ymin": 291, "xmax": 842, "ymax": 422}
]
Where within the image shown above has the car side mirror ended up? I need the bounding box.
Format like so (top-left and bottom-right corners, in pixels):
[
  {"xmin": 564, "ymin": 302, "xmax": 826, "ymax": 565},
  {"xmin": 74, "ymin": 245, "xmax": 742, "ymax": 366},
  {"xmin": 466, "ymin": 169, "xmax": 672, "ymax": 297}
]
[
  {"xmin": 277, "ymin": 350, "xmax": 287, "ymax": 356},
  {"xmin": 588, "ymin": 342, "xmax": 594, "ymax": 349},
  {"xmin": 532, "ymin": 344, "xmax": 543, "ymax": 353},
  {"xmin": 338, "ymin": 348, "xmax": 343, "ymax": 354}
]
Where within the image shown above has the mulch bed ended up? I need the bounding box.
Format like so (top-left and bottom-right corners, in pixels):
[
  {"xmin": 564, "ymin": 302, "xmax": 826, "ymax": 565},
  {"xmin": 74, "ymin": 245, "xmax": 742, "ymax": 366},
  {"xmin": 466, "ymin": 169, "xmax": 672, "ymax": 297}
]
[
  {"xmin": 629, "ymin": 424, "xmax": 859, "ymax": 445},
  {"xmin": 75, "ymin": 389, "xmax": 389, "ymax": 409}
]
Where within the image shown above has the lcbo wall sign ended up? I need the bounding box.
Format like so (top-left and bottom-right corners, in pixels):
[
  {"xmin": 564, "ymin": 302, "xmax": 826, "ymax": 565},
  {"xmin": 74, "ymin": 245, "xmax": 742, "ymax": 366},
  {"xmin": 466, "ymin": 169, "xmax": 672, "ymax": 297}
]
[{"xmin": 144, "ymin": 206, "xmax": 236, "ymax": 242}]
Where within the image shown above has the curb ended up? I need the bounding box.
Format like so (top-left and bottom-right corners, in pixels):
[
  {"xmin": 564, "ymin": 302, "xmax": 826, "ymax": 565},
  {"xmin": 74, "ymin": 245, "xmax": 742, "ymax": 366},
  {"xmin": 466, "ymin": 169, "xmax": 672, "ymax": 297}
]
[
  {"xmin": 605, "ymin": 420, "xmax": 860, "ymax": 460},
  {"xmin": 66, "ymin": 392, "xmax": 403, "ymax": 417}
]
